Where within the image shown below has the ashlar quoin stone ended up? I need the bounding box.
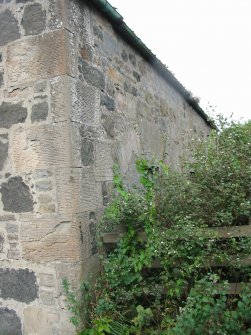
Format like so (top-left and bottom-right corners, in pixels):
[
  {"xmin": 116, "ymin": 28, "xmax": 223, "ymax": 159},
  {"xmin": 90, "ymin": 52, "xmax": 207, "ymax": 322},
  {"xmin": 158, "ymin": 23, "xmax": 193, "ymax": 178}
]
[
  {"xmin": 0, "ymin": 176, "xmax": 33, "ymax": 213},
  {"xmin": 0, "ymin": 268, "xmax": 38, "ymax": 303},
  {"xmin": 22, "ymin": 3, "xmax": 46, "ymax": 36},
  {"xmin": 0, "ymin": 102, "xmax": 27, "ymax": 129},
  {"xmin": 0, "ymin": 10, "xmax": 20, "ymax": 46},
  {"xmin": 0, "ymin": 308, "xmax": 22, "ymax": 335}
]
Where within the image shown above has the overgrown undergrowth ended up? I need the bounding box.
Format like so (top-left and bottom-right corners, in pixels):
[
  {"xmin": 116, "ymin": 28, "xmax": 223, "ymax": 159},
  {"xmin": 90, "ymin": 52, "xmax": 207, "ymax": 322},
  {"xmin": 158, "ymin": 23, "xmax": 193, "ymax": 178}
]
[{"xmin": 64, "ymin": 119, "xmax": 251, "ymax": 335}]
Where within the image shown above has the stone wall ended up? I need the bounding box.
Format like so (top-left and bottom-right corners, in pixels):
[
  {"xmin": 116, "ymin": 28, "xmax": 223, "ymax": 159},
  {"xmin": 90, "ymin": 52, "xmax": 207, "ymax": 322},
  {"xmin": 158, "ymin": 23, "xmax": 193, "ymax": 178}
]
[{"xmin": 0, "ymin": 0, "xmax": 211, "ymax": 334}]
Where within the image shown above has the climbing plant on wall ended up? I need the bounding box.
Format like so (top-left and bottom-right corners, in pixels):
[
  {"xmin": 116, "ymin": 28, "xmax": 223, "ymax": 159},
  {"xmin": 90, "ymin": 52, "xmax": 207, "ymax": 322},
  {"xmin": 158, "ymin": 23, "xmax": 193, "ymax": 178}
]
[{"xmin": 64, "ymin": 118, "xmax": 251, "ymax": 334}]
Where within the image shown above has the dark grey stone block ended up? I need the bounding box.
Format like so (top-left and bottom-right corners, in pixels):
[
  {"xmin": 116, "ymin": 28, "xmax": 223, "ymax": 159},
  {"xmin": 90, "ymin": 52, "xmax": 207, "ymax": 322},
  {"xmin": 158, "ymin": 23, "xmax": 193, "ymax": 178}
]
[
  {"xmin": 0, "ymin": 308, "xmax": 22, "ymax": 335},
  {"xmin": 80, "ymin": 61, "xmax": 105, "ymax": 90},
  {"xmin": 93, "ymin": 25, "xmax": 103, "ymax": 41},
  {"xmin": 22, "ymin": 3, "xmax": 46, "ymax": 36},
  {"xmin": 17, "ymin": 0, "xmax": 35, "ymax": 2},
  {"xmin": 0, "ymin": 102, "xmax": 27, "ymax": 129},
  {"xmin": 101, "ymin": 114, "xmax": 114, "ymax": 138},
  {"xmin": 0, "ymin": 176, "xmax": 33, "ymax": 213},
  {"xmin": 121, "ymin": 50, "xmax": 128, "ymax": 62},
  {"xmin": 0, "ymin": 71, "xmax": 3, "ymax": 87},
  {"xmin": 101, "ymin": 94, "xmax": 115, "ymax": 111},
  {"xmin": 0, "ymin": 138, "xmax": 8, "ymax": 170},
  {"xmin": 0, "ymin": 235, "xmax": 4, "ymax": 252},
  {"xmin": 0, "ymin": 268, "xmax": 38, "ymax": 303},
  {"xmin": 31, "ymin": 101, "xmax": 48, "ymax": 123},
  {"xmin": 0, "ymin": 10, "xmax": 20, "ymax": 46},
  {"xmin": 129, "ymin": 53, "xmax": 136, "ymax": 66},
  {"xmin": 124, "ymin": 81, "xmax": 137, "ymax": 96},
  {"xmin": 133, "ymin": 71, "xmax": 141, "ymax": 82},
  {"xmin": 81, "ymin": 138, "xmax": 94, "ymax": 166}
]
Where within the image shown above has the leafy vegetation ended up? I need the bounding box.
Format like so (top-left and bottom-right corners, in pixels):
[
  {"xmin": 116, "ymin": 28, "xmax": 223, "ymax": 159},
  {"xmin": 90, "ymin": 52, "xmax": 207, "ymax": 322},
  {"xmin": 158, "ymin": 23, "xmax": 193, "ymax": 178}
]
[{"xmin": 64, "ymin": 119, "xmax": 251, "ymax": 334}]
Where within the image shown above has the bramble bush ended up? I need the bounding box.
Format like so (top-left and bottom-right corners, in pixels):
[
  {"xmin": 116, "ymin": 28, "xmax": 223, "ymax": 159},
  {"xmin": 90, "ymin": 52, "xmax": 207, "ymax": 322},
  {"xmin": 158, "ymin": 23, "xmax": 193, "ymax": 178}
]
[{"xmin": 64, "ymin": 119, "xmax": 251, "ymax": 334}]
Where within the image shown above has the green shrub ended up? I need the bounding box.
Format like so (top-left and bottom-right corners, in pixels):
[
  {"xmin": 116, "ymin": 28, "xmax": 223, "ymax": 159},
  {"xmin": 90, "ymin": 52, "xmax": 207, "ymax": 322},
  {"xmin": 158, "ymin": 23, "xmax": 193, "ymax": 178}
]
[{"xmin": 64, "ymin": 119, "xmax": 251, "ymax": 334}]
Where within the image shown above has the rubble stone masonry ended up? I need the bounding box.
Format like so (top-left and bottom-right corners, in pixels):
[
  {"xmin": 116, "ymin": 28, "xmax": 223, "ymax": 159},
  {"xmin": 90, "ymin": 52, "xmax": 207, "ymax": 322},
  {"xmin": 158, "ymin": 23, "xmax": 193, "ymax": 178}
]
[{"xmin": 0, "ymin": 0, "xmax": 211, "ymax": 333}]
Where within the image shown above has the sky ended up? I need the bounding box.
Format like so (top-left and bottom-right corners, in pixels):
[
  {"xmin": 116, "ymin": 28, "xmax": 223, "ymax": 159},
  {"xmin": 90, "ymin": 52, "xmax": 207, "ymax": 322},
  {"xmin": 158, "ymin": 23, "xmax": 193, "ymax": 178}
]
[{"xmin": 109, "ymin": 0, "xmax": 251, "ymax": 122}]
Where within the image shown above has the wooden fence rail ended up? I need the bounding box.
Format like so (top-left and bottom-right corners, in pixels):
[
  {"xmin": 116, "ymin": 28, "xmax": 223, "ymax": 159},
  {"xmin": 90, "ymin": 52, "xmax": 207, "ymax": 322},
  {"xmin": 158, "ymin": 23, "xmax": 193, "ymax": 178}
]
[{"xmin": 101, "ymin": 222, "xmax": 251, "ymax": 294}]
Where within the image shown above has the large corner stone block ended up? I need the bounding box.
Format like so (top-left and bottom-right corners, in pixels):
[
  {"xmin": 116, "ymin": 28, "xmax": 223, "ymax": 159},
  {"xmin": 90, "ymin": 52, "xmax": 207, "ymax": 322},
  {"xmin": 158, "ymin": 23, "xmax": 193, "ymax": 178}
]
[
  {"xmin": 21, "ymin": 218, "xmax": 81, "ymax": 262},
  {"xmin": 0, "ymin": 308, "xmax": 22, "ymax": 335},
  {"xmin": 0, "ymin": 102, "xmax": 27, "ymax": 129},
  {"xmin": 0, "ymin": 176, "xmax": 33, "ymax": 213},
  {"xmin": 7, "ymin": 29, "xmax": 75, "ymax": 86},
  {"xmin": 12, "ymin": 123, "xmax": 71, "ymax": 172},
  {"xmin": 0, "ymin": 10, "xmax": 20, "ymax": 47},
  {"xmin": 0, "ymin": 268, "xmax": 38, "ymax": 303}
]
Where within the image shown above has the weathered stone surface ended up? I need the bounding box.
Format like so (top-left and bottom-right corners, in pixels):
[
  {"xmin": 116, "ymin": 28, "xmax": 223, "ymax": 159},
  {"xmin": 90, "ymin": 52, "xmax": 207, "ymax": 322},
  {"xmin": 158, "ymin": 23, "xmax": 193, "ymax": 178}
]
[
  {"xmin": 0, "ymin": 268, "xmax": 38, "ymax": 303},
  {"xmin": 0, "ymin": 10, "xmax": 20, "ymax": 46},
  {"xmin": 22, "ymin": 3, "xmax": 46, "ymax": 36},
  {"xmin": 21, "ymin": 218, "xmax": 81, "ymax": 262},
  {"xmin": 79, "ymin": 60, "xmax": 105, "ymax": 90},
  {"xmin": 34, "ymin": 169, "xmax": 52, "ymax": 179},
  {"xmin": 93, "ymin": 25, "xmax": 103, "ymax": 40},
  {"xmin": 0, "ymin": 71, "xmax": 3, "ymax": 86},
  {"xmin": 0, "ymin": 234, "xmax": 4, "ymax": 252},
  {"xmin": 55, "ymin": 167, "xmax": 102, "ymax": 214},
  {"xmin": 23, "ymin": 307, "xmax": 59, "ymax": 335},
  {"xmin": 121, "ymin": 50, "xmax": 128, "ymax": 62},
  {"xmin": 94, "ymin": 142, "xmax": 113, "ymax": 181},
  {"xmin": 101, "ymin": 114, "xmax": 114, "ymax": 138},
  {"xmin": 13, "ymin": 123, "xmax": 71, "ymax": 172},
  {"xmin": 0, "ymin": 102, "xmax": 27, "ymax": 129},
  {"xmin": 31, "ymin": 101, "xmax": 48, "ymax": 123},
  {"xmin": 50, "ymin": 75, "xmax": 70, "ymax": 123},
  {"xmin": 101, "ymin": 94, "xmax": 115, "ymax": 111},
  {"xmin": 70, "ymin": 79, "xmax": 100, "ymax": 126},
  {"xmin": 124, "ymin": 81, "xmax": 137, "ymax": 96},
  {"xmin": 7, "ymin": 30, "xmax": 72, "ymax": 86},
  {"xmin": 81, "ymin": 138, "xmax": 94, "ymax": 166},
  {"xmin": 0, "ymin": 135, "xmax": 8, "ymax": 170},
  {"xmin": 0, "ymin": 308, "xmax": 22, "ymax": 335},
  {"xmin": 17, "ymin": 0, "xmax": 35, "ymax": 3},
  {"xmin": 40, "ymin": 290, "xmax": 55, "ymax": 306},
  {"xmin": 129, "ymin": 53, "xmax": 136, "ymax": 66},
  {"xmin": 38, "ymin": 273, "xmax": 55, "ymax": 287},
  {"xmin": 35, "ymin": 180, "xmax": 52, "ymax": 191},
  {"xmin": 80, "ymin": 43, "xmax": 93, "ymax": 61},
  {"xmin": 48, "ymin": 0, "xmax": 66, "ymax": 30},
  {"xmin": 0, "ymin": 176, "xmax": 33, "ymax": 213},
  {"xmin": 133, "ymin": 71, "xmax": 141, "ymax": 82}
]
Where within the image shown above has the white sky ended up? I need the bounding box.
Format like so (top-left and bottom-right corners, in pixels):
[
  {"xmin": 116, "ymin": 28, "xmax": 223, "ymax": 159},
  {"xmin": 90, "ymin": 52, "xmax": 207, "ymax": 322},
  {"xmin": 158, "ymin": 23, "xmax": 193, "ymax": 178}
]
[{"xmin": 109, "ymin": 0, "xmax": 251, "ymax": 121}]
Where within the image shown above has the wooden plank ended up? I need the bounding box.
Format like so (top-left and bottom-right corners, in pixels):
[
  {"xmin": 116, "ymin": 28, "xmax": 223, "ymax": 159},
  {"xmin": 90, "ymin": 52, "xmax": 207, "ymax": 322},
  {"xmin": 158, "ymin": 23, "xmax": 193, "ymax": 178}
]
[
  {"xmin": 161, "ymin": 283, "xmax": 251, "ymax": 295},
  {"xmin": 150, "ymin": 255, "xmax": 251, "ymax": 269},
  {"xmin": 207, "ymin": 255, "xmax": 251, "ymax": 267},
  {"xmin": 102, "ymin": 225, "xmax": 251, "ymax": 244},
  {"xmin": 206, "ymin": 225, "xmax": 251, "ymax": 238},
  {"xmin": 214, "ymin": 282, "xmax": 251, "ymax": 295}
]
